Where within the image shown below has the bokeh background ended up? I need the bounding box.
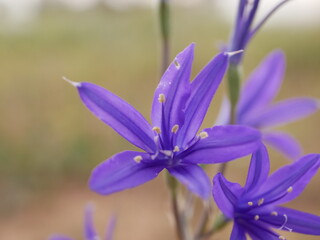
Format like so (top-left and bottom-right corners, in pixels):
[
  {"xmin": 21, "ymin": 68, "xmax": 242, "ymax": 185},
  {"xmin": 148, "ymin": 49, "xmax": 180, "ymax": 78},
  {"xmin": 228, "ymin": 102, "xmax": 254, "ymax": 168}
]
[{"xmin": 0, "ymin": 0, "xmax": 319, "ymax": 239}]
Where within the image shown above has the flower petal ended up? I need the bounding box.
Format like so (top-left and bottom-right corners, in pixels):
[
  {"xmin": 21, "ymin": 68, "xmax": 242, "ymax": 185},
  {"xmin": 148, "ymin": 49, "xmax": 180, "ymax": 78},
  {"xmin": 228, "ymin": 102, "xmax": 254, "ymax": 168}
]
[
  {"xmin": 263, "ymin": 131, "xmax": 302, "ymax": 160},
  {"xmin": 212, "ymin": 173, "xmax": 243, "ymax": 219},
  {"xmin": 176, "ymin": 52, "xmax": 229, "ymax": 147},
  {"xmin": 182, "ymin": 125, "xmax": 261, "ymax": 164},
  {"xmin": 273, "ymin": 206, "xmax": 320, "ymax": 235},
  {"xmin": 151, "ymin": 44, "xmax": 194, "ymax": 139},
  {"xmin": 76, "ymin": 82, "xmax": 156, "ymax": 153},
  {"xmin": 167, "ymin": 164, "xmax": 211, "ymax": 199},
  {"xmin": 84, "ymin": 204, "xmax": 98, "ymax": 240},
  {"xmin": 105, "ymin": 215, "xmax": 117, "ymax": 240},
  {"xmin": 244, "ymin": 144, "xmax": 270, "ymax": 194},
  {"xmin": 89, "ymin": 151, "xmax": 165, "ymax": 195},
  {"xmin": 237, "ymin": 50, "xmax": 285, "ymax": 123},
  {"xmin": 48, "ymin": 236, "xmax": 74, "ymax": 240},
  {"xmin": 245, "ymin": 98, "xmax": 319, "ymax": 129},
  {"xmin": 253, "ymin": 154, "xmax": 320, "ymax": 205},
  {"xmin": 244, "ymin": 221, "xmax": 280, "ymax": 240},
  {"xmin": 230, "ymin": 223, "xmax": 246, "ymax": 240}
]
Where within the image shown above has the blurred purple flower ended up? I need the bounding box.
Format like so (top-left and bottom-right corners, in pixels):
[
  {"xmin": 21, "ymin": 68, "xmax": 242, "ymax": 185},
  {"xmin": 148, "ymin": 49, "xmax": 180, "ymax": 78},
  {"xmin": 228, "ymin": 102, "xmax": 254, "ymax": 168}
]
[
  {"xmin": 229, "ymin": 0, "xmax": 290, "ymax": 64},
  {"xmin": 216, "ymin": 50, "xmax": 319, "ymax": 160},
  {"xmin": 67, "ymin": 43, "xmax": 261, "ymax": 199},
  {"xmin": 213, "ymin": 145, "xmax": 320, "ymax": 240},
  {"xmin": 49, "ymin": 205, "xmax": 116, "ymax": 240}
]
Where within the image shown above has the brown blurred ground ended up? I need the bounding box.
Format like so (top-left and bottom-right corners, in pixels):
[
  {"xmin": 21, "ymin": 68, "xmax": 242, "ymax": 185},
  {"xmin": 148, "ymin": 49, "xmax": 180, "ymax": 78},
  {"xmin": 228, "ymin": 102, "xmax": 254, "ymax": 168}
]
[{"xmin": 0, "ymin": 4, "xmax": 319, "ymax": 240}]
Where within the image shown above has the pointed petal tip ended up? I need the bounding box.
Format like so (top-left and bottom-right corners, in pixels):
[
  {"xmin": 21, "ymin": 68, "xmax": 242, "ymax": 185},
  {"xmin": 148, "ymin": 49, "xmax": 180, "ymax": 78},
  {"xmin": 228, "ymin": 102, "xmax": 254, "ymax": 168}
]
[
  {"xmin": 62, "ymin": 76, "xmax": 81, "ymax": 87},
  {"xmin": 225, "ymin": 49, "xmax": 244, "ymax": 57}
]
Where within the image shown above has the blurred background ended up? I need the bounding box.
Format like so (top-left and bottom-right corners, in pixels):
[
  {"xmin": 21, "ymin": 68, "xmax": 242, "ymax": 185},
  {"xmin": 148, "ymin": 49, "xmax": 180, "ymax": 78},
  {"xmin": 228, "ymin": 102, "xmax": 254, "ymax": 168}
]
[{"xmin": 0, "ymin": 0, "xmax": 319, "ymax": 239}]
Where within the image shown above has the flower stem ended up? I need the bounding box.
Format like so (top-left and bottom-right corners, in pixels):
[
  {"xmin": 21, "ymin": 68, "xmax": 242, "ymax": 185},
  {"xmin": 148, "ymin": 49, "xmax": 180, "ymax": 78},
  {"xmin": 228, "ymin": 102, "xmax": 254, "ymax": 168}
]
[
  {"xmin": 159, "ymin": 0, "xmax": 170, "ymax": 74},
  {"xmin": 166, "ymin": 173, "xmax": 188, "ymax": 240},
  {"xmin": 218, "ymin": 63, "xmax": 242, "ymax": 174},
  {"xmin": 197, "ymin": 214, "xmax": 229, "ymax": 239}
]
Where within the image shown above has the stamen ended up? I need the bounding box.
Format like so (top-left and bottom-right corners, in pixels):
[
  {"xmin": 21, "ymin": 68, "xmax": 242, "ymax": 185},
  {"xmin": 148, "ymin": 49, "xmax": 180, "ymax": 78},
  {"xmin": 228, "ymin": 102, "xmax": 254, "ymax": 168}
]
[
  {"xmin": 158, "ymin": 94, "xmax": 166, "ymax": 103},
  {"xmin": 225, "ymin": 49, "xmax": 244, "ymax": 57},
  {"xmin": 287, "ymin": 186, "xmax": 293, "ymax": 193},
  {"xmin": 133, "ymin": 155, "xmax": 143, "ymax": 163},
  {"xmin": 258, "ymin": 198, "xmax": 264, "ymax": 206},
  {"xmin": 254, "ymin": 215, "xmax": 259, "ymax": 221},
  {"xmin": 279, "ymin": 236, "xmax": 286, "ymax": 240},
  {"xmin": 278, "ymin": 214, "xmax": 292, "ymax": 232},
  {"xmin": 173, "ymin": 146, "xmax": 180, "ymax": 152},
  {"xmin": 171, "ymin": 124, "xmax": 179, "ymax": 134},
  {"xmin": 160, "ymin": 150, "xmax": 172, "ymax": 157},
  {"xmin": 152, "ymin": 127, "xmax": 161, "ymax": 134},
  {"xmin": 174, "ymin": 60, "xmax": 180, "ymax": 69},
  {"xmin": 247, "ymin": 201, "xmax": 253, "ymax": 206},
  {"xmin": 199, "ymin": 131, "xmax": 209, "ymax": 139},
  {"xmin": 271, "ymin": 211, "xmax": 278, "ymax": 216}
]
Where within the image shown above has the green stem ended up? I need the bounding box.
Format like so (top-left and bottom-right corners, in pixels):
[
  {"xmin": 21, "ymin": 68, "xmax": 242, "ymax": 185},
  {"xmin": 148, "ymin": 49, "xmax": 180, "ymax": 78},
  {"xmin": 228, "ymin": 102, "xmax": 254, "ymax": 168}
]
[
  {"xmin": 159, "ymin": 0, "xmax": 170, "ymax": 74},
  {"xmin": 166, "ymin": 173, "xmax": 188, "ymax": 240},
  {"xmin": 197, "ymin": 214, "xmax": 229, "ymax": 239},
  {"xmin": 218, "ymin": 63, "xmax": 242, "ymax": 175}
]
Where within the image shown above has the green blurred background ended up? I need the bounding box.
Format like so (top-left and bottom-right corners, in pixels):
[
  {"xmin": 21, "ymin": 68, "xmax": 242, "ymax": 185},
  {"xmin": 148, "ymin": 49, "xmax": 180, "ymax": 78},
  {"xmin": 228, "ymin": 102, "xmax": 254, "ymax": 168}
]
[{"xmin": 0, "ymin": 1, "xmax": 319, "ymax": 239}]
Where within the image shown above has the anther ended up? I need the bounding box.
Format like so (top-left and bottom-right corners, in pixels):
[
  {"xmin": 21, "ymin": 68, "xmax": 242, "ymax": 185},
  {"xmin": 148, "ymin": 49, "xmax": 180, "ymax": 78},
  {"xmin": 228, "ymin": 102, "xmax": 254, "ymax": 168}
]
[
  {"xmin": 158, "ymin": 94, "xmax": 166, "ymax": 103},
  {"xmin": 258, "ymin": 198, "xmax": 264, "ymax": 206},
  {"xmin": 247, "ymin": 202, "xmax": 253, "ymax": 206},
  {"xmin": 279, "ymin": 236, "xmax": 286, "ymax": 240},
  {"xmin": 199, "ymin": 131, "xmax": 209, "ymax": 139},
  {"xmin": 287, "ymin": 186, "xmax": 293, "ymax": 193},
  {"xmin": 271, "ymin": 211, "xmax": 278, "ymax": 216},
  {"xmin": 173, "ymin": 146, "xmax": 180, "ymax": 152},
  {"xmin": 161, "ymin": 150, "xmax": 172, "ymax": 157},
  {"xmin": 174, "ymin": 60, "xmax": 180, "ymax": 69},
  {"xmin": 254, "ymin": 215, "xmax": 259, "ymax": 221},
  {"xmin": 152, "ymin": 127, "xmax": 161, "ymax": 134},
  {"xmin": 171, "ymin": 124, "xmax": 179, "ymax": 134},
  {"xmin": 133, "ymin": 155, "xmax": 143, "ymax": 163}
]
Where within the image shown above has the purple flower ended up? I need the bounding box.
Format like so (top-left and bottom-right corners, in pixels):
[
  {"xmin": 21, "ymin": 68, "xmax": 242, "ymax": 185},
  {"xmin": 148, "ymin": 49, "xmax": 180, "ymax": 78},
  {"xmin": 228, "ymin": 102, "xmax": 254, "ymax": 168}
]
[
  {"xmin": 229, "ymin": 0, "xmax": 290, "ymax": 64},
  {"xmin": 213, "ymin": 145, "xmax": 320, "ymax": 240},
  {"xmin": 67, "ymin": 43, "xmax": 261, "ymax": 199},
  {"xmin": 49, "ymin": 205, "xmax": 116, "ymax": 240},
  {"xmin": 217, "ymin": 50, "xmax": 319, "ymax": 160}
]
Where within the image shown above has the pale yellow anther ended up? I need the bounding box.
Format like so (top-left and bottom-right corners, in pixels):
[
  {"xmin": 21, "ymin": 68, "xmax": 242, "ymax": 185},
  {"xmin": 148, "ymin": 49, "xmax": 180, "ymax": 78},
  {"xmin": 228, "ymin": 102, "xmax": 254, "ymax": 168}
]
[
  {"xmin": 279, "ymin": 236, "xmax": 286, "ymax": 240},
  {"xmin": 173, "ymin": 146, "xmax": 180, "ymax": 152},
  {"xmin": 258, "ymin": 198, "xmax": 264, "ymax": 206},
  {"xmin": 174, "ymin": 60, "xmax": 180, "ymax": 69},
  {"xmin": 254, "ymin": 215, "xmax": 260, "ymax": 221},
  {"xmin": 199, "ymin": 131, "xmax": 209, "ymax": 139},
  {"xmin": 158, "ymin": 93, "xmax": 166, "ymax": 103},
  {"xmin": 133, "ymin": 155, "xmax": 143, "ymax": 163},
  {"xmin": 271, "ymin": 211, "xmax": 278, "ymax": 216},
  {"xmin": 247, "ymin": 201, "xmax": 253, "ymax": 206},
  {"xmin": 287, "ymin": 186, "xmax": 293, "ymax": 193},
  {"xmin": 171, "ymin": 124, "xmax": 179, "ymax": 134},
  {"xmin": 152, "ymin": 126, "xmax": 161, "ymax": 134}
]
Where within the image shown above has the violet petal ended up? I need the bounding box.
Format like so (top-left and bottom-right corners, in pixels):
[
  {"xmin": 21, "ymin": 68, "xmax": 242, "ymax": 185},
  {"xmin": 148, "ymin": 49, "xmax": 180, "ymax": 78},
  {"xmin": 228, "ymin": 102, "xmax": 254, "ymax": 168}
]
[
  {"xmin": 77, "ymin": 82, "xmax": 157, "ymax": 153},
  {"xmin": 167, "ymin": 164, "xmax": 211, "ymax": 199},
  {"xmin": 212, "ymin": 173, "xmax": 243, "ymax": 219},
  {"xmin": 89, "ymin": 151, "xmax": 165, "ymax": 195},
  {"xmin": 263, "ymin": 131, "xmax": 302, "ymax": 160},
  {"xmin": 151, "ymin": 44, "xmax": 193, "ymax": 139},
  {"xmin": 182, "ymin": 125, "xmax": 261, "ymax": 164},
  {"xmin": 244, "ymin": 144, "xmax": 270, "ymax": 194},
  {"xmin": 237, "ymin": 51, "xmax": 285, "ymax": 123},
  {"xmin": 176, "ymin": 53, "xmax": 228, "ymax": 147},
  {"xmin": 246, "ymin": 98, "xmax": 319, "ymax": 129},
  {"xmin": 230, "ymin": 223, "xmax": 246, "ymax": 240}
]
